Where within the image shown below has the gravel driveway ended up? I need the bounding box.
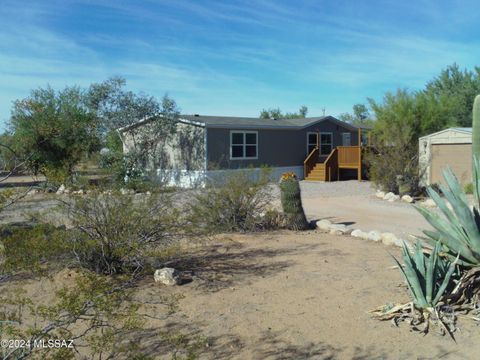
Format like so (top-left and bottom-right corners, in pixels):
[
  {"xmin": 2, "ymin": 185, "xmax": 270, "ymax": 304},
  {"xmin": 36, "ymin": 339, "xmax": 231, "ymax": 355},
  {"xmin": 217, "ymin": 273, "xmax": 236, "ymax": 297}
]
[{"xmin": 293, "ymin": 180, "xmax": 432, "ymax": 240}]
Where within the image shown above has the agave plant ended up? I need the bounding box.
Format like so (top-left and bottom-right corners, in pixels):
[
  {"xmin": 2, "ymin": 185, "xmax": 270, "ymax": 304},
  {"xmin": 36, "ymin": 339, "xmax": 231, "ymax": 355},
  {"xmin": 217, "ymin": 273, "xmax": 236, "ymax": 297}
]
[
  {"xmin": 392, "ymin": 241, "xmax": 457, "ymax": 310},
  {"xmin": 415, "ymin": 157, "xmax": 480, "ymax": 267}
]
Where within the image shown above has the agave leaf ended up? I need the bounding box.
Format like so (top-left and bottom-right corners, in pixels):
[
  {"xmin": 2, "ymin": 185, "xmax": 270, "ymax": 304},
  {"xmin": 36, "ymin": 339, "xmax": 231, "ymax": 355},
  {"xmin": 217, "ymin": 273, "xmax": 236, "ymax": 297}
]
[
  {"xmin": 414, "ymin": 241, "xmax": 426, "ymax": 278},
  {"xmin": 433, "ymin": 254, "xmax": 459, "ymax": 305},
  {"xmin": 425, "ymin": 242, "xmax": 439, "ymax": 305},
  {"xmin": 440, "ymin": 169, "xmax": 480, "ymax": 250},
  {"xmin": 474, "ymin": 156, "xmax": 480, "ymax": 208},
  {"xmin": 415, "ymin": 205, "xmax": 478, "ymax": 265},
  {"xmin": 400, "ymin": 243, "xmax": 428, "ymax": 308}
]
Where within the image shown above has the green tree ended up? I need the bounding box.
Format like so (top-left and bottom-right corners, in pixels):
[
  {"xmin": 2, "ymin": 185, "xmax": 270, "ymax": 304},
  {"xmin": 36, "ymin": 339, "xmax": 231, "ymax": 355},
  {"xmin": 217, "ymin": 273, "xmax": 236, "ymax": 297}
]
[
  {"xmin": 366, "ymin": 89, "xmax": 422, "ymax": 193},
  {"xmin": 9, "ymin": 86, "xmax": 100, "ymax": 183},
  {"xmin": 422, "ymin": 63, "xmax": 480, "ymax": 128},
  {"xmin": 259, "ymin": 105, "xmax": 308, "ymax": 119},
  {"xmin": 86, "ymin": 76, "xmax": 161, "ymax": 132},
  {"xmin": 338, "ymin": 103, "xmax": 373, "ymax": 126}
]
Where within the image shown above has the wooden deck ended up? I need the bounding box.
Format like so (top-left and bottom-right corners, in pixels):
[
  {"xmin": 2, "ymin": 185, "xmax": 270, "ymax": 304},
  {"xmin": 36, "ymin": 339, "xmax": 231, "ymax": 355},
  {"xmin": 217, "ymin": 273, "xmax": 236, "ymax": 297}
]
[{"xmin": 304, "ymin": 146, "xmax": 363, "ymax": 181}]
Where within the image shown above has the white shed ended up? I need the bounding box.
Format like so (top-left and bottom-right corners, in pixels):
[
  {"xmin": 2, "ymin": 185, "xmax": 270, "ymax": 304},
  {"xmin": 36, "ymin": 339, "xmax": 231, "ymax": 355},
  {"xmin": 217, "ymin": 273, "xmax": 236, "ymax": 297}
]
[{"xmin": 419, "ymin": 127, "xmax": 472, "ymax": 186}]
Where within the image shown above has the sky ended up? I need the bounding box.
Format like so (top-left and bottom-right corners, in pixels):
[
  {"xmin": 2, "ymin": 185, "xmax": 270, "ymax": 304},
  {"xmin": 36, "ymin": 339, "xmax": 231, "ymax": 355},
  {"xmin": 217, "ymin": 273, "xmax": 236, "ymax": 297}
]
[{"xmin": 1, "ymin": 0, "xmax": 480, "ymax": 130}]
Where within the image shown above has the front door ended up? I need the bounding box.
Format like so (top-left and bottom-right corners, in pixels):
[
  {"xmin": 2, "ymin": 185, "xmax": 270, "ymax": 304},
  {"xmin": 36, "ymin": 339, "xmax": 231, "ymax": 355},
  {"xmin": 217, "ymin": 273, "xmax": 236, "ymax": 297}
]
[
  {"xmin": 307, "ymin": 132, "xmax": 318, "ymax": 156},
  {"xmin": 342, "ymin": 133, "xmax": 351, "ymax": 146}
]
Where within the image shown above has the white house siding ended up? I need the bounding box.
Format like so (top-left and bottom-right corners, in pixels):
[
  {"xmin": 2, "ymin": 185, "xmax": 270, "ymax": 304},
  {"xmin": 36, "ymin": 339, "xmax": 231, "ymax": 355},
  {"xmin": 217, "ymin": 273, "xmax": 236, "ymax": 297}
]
[
  {"xmin": 120, "ymin": 121, "xmax": 206, "ymax": 186},
  {"xmin": 419, "ymin": 128, "xmax": 472, "ymax": 186}
]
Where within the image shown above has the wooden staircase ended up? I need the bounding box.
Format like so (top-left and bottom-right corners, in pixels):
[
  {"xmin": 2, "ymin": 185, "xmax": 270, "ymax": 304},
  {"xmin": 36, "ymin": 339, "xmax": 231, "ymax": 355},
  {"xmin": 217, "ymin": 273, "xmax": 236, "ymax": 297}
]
[
  {"xmin": 303, "ymin": 146, "xmax": 363, "ymax": 182},
  {"xmin": 305, "ymin": 162, "xmax": 326, "ymax": 181}
]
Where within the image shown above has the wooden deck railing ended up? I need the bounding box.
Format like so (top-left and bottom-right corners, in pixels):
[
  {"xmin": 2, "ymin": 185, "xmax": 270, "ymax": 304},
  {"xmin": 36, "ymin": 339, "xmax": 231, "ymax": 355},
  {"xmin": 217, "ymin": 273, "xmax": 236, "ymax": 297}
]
[
  {"xmin": 303, "ymin": 146, "xmax": 319, "ymax": 178},
  {"xmin": 337, "ymin": 146, "xmax": 361, "ymax": 168},
  {"xmin": 324, "ymin": 148, "xmax": 338, "ymax": 181}
]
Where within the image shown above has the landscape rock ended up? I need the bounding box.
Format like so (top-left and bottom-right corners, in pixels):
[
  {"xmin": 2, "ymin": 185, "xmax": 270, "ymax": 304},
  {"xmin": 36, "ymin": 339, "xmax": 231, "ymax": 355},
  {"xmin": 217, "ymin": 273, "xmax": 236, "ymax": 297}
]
[
  {"xmin": 421, "ymin": 198, "xmax": 437, "ymax": 208},
  {"xmin": 376, "ymin": 190, "xmax": 386, "ymax": 199},
  {"xmin": 154, "ymin": 268, "xmax": 181, "ymax": 286},
  {"xmin": 351, "ymin": 229, "xmax": 368, "ymax": 239},
  {"xmin": 381, "ymin": 232, "xmax": 397, "ymax": 246},
  {"xmin": 387, "ymin": 194, "xmax": 400, "ymax": 202},
  {"xmin": 26, "ymin": 189, "xmax": 39, "ymax": 196},
  {"xmin": 328, "ymin": 223, "xmax": 351, "ymax": 235},
  {"xmin": 383, "ymin": 192, "xmax": 396, "ymax": 201},
  {"xmin": 367, "ymin": 230, "xmax": 382, "ymax": 242},
  {"xmin": 56, "ymin": 184, "xmax": 66, "ymax": 195},
  {"xmin": 401, "ymin": 195, "xmax": 413, "ymax": 203},
  {"xmin": 316, "ymin": 219, "xmax": 332, "ymax": 232},
  {"xmin": 120, "ymin": 188, "xmax": 128, "ymax": 195}
]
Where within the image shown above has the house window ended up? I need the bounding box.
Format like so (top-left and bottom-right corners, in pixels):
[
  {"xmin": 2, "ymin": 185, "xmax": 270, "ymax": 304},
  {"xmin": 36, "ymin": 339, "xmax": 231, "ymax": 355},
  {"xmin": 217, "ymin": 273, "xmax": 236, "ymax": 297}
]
[
  {"xmin": 342, "ymin": 133, "xmax": 351, "ymax": 146},
  {"xmin": 230, "ymin": 131, "xmax": 258, "ymax": 159},
  {"xmin": 307, "ymin": 132, "xmax": 318, "ymax": 155},
  {"xmin": 320, "ymin": 133, "xmax": 332, "ymax": 155}
]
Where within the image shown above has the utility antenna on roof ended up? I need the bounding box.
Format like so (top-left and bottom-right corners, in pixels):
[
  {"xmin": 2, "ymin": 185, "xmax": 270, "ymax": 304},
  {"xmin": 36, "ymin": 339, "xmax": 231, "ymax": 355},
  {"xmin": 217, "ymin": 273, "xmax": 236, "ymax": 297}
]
[{"xmin": 322, "ymin": 108, "xmax": 325, "ymax": 116}]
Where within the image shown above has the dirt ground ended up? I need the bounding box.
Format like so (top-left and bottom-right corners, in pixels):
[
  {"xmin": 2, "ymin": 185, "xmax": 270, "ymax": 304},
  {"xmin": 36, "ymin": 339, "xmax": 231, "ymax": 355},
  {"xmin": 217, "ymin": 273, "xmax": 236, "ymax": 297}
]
[
  {"xmin": 7, "ymin": 231, "xmax": 478, "ymax": 359},
  {"xmin": 135, "ymin": 231, "xmax": 480, "ymax": 359}
]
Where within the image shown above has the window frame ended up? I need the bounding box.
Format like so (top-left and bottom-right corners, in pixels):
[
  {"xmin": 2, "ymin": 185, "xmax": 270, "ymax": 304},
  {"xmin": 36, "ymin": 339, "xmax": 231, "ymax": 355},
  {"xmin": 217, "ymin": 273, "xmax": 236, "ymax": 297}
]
[
  {"xmin": 319, "ymin": 132, "xmax": 333, "ymax": 155},
  {"xmin": 230, "ymin": 130, "xmax": 258, "ymax": 160}
]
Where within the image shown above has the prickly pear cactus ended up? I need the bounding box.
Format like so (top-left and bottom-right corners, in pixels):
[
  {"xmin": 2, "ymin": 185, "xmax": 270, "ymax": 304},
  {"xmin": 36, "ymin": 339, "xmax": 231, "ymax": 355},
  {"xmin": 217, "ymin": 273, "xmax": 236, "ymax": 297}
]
[
  {"xmin": 473, "ymin": 95, "xmax": 480, "ymax": 161},
  {"xmin": 279, "ymin": 172, "xmax": 310, "ymax": 230}
]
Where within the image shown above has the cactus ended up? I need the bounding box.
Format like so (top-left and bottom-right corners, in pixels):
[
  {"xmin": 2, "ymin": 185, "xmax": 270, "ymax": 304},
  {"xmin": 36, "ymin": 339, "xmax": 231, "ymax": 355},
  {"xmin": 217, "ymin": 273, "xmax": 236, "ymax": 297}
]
[
  {"xmin": 473, "ymin": 95, "xmax": 480, "ymax": 162},
  {"xmin": 279, "ymin": 173, "xmax": 309, "ymax": 230}
]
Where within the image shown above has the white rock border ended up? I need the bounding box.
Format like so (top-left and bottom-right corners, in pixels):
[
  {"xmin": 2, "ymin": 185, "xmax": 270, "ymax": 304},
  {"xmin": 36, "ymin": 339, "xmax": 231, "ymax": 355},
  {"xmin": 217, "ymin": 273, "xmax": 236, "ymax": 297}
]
[{"xmin": 316, "ymin": 220, "xmax": 414, "ymax": 249}]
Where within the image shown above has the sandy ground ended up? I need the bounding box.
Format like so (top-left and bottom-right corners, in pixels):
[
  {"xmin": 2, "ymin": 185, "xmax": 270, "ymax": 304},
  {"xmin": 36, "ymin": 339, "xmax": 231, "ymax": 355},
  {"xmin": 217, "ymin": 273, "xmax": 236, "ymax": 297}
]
[
  {"xmin": 6, "ymin": 231, "xmax": 479, "ymax": 359},
  {"xmin": 136, "ymin": 231, "xmax": 480, "ymax": 359}
]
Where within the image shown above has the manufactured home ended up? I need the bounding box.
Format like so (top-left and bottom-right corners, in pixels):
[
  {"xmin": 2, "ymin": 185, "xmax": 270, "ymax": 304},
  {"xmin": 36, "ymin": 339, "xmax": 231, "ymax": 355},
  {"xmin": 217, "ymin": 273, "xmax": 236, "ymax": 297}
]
[{"xmin": 119, "ymin": 114, "xmax": 370, "ymax": 186}]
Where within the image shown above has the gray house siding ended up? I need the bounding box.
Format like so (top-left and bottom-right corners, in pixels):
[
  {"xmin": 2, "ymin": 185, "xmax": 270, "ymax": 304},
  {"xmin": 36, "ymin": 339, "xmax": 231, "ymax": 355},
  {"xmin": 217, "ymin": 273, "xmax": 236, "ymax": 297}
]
[{"xmin": 206, "ymin": 119, "xmax": 358, "ymax": 170}]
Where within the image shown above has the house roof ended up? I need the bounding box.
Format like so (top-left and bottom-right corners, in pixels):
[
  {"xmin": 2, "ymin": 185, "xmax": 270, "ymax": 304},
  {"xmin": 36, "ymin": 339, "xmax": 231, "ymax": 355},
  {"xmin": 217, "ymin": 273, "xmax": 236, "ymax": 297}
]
[
  {"xmin": 419, "ymin": 127, "xmax": 472, "ymax": 140},
  {"xmin": 119, "ymin": 114, "xmax": 364, "ymax": 132}
]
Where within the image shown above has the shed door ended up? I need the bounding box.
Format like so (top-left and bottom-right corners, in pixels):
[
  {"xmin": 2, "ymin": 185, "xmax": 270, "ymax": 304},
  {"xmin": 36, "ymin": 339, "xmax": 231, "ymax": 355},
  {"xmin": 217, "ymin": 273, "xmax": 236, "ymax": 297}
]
[{"xmin": 430, "ymin": 143, "xmax": 472, "ymax": 185}]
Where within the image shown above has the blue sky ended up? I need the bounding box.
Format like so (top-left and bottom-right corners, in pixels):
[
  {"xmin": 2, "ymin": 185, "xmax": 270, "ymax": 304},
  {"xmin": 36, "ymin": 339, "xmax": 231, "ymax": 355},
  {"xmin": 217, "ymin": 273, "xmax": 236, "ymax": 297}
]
[{"xmin": 1, "ymin": 0, "xmax": 480, "ymax": 129}]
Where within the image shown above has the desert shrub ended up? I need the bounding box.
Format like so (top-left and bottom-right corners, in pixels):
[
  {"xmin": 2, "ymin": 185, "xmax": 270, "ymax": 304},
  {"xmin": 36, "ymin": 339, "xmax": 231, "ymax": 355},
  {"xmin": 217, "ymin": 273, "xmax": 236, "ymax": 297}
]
[
  {"xmin": 0, "ymin": 270, "xmax": 145, "ymax": 360},
  {"xmin": 464, "ymin": 182, "xmax": 473, "ymax": 194},
  {"xmin": 0, "ymin": 223, "xmax": 70, "ymax": 275},
  {"xmin": 188, "ymin": 169, "xmax": 274, "ymax": 233},
  {"xmin": 279, "ymin": 172, "xmax": 309, "ymax": 230},
  {"xmin": 364, "ymin": 146, "xmax": 421, "ymax": 194},
  {"xmin": 61, "ymin": 192, "xmax": 180, "ymax": 275}
]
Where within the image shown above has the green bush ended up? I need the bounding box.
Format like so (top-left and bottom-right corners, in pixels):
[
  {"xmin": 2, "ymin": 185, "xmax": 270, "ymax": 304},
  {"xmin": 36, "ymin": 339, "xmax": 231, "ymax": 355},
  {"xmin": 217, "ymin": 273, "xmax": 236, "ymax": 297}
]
[
  {"xmin": 188, "ymin": 169, "xmax": 275, "ymax": 233},
  {"xmin": 0, "ymin": 223, "xmax": 70, "ymax": 274}
]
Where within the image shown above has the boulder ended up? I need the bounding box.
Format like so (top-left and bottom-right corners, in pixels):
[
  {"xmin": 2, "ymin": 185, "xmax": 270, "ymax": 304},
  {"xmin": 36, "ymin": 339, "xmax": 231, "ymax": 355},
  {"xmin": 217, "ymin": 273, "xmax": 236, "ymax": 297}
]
[
  {"xmin": 154, "ymin": 268, "xmax": 181, "ymax": 286},
  {"xmin": 56, "ymin": 184, "xmax": 66, "ymax": 195},
  {"xmin": 401, "ymin": 195, "xmax": 413, "ymax": 203},
  {"xmin": 376, "ymin": 190, "xmax": 386, "ymax": 199},
  {"xmin": 381, "ymin": 232, "xmax": 397, "ymax": 246},
  {"xmin": 120, "ymin": 188, "xmax": 128, "ymax": 195},
  {"xmin": 421, "ymin": 198, "xmax": 437, "ymax": 208},
  {"xmin": 316, "ymin": 219, "xmax": 332, "ymax": 232},
  {"xmin": 367, "ymin": 230, "xmax": 382, "ymax": 242}
]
